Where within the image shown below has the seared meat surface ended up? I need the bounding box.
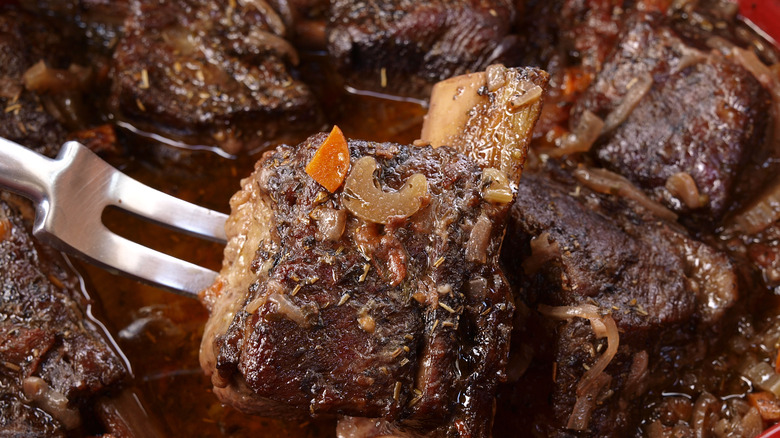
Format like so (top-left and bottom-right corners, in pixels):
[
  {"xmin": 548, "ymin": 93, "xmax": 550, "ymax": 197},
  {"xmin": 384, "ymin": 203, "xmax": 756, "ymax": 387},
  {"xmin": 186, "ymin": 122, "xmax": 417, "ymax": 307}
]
[
  {"xmin": 327, "ymin": 0, "xmax": 520, "ymax": 98},
  {"xmin": 19, "ymin": 0, "xmax": 129, "ymax": 52},
  {"xmin": 201, "ymin": 135, "xmax": 514, "ymax": 436},
  {"xmin": 571, "ymin": 12, "xmax": 770, "ymax": 219},
  {"xmin": 0, "ymin": 8, "xmax": 79, "ymax": 157},
  {"xmin": 0, "ymin": 196, "xmax": 127, "ymax": 435},
  {"xmin": 498, "ymin": 166, "xmax": 738, "ymax": 436},
  {"xmin": 200, "ymin": 65, "xmax": 547, "ymax": 437},
  {"xmin": 111, "ymin": 0, "xmax": 321, "ymax": 154}
]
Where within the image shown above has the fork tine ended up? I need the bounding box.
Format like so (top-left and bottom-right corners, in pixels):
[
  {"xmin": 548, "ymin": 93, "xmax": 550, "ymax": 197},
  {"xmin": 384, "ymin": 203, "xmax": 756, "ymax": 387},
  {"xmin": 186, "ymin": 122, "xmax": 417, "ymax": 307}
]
[
  {"xmin": 36, "ymin": 222, "xmax": 217, "ymax": 296},
  {"xmin": 108, "ymin": 172, "xmax": 228, "ymax": 243},
  {"xmin": 39, "ymin": 141, "xmax": 224, "ymax": 295},
  {"xmin": 1, "ymin": 139, "xmax": 226, "ymax": 296},
  {"xmin": 58, "ymin": 141, "xmax": 228, "ymax": 243}
]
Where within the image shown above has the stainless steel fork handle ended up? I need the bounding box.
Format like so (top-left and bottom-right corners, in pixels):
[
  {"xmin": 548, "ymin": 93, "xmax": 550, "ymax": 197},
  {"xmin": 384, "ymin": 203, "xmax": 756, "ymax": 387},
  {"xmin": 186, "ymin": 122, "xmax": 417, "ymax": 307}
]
[
  {"xmin": 0, "ymin": 137, "xmax": 228, "ymax": 297},
  {"xmin": 0, "ymin": 137, "xmax": 57, "ymax": 203}
]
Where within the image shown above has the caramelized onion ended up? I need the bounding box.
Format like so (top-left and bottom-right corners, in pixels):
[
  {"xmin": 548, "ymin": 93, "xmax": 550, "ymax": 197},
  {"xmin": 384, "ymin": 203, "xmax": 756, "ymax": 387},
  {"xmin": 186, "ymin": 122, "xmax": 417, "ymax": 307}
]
[
  {"xmin": 343, "ymin": 156, "xmax": 428, "ymax": 224},
  {"xmin": 729, "ymin": 178, "xmax": 780, "ymax": 235},
  {"xmin": 522, "ymin": 232, "xmax": 560, "ymax": 275},
  {"xmin": 672, "ymin": 45, "xmax": 707, "ymax": 74},
  {"xmin": 239, "ymin": 0, "xmax": 286, "ymax": 37},
  {"xmin": 707, "ymin": 35, "xmax": 736, "ymax": 54},
  {"xmin": 539, "ymin": 304, "xmax": 620, "ymax": 430},
  {"xmin": 665, "ymin": 172, "xmax": 707, "ymax": 209},
  {"xmin": 482, "ymin": 168, "xmax": 513, "ymax": 204},
  {"xmin": 486, "ymin": 64, "xmax": 508, "ymax": 91},
  {"xmin": 691, "ymin": 392, "xmax": 719, "ymax": 438},
  {"xmin": 546, "ymin": 110, "xmax": 604, "ymax": 158},
  {"xmin": 268, "ymin": 292, "xmax": 309, "ymax": 327},
  {"xmin": 311, "ymin": 207, "xmax": 347, "ymax": 241},
  {"xmin": 23, "ymin": 376, "xmax": 81, "ymax": 430},
  {"xmin": 573, "ymin": 167, "xmax": 678, "ymax": 222},
  {"xmin": 731, "ymin": 46, "xmax": 774, "ymax": 90},
  {"xmin": 23, "ymin": 60, "xmax": 91, "ymax": 94},
  {"xmin": 566, "ymin": 372, "xmax": 611, "ymax": 431},
  {"xmin": 246, "ymin": 29, "xmax": 300, "ymax": 65},
  {"xmin": 742, "ymin": 360, "xmax": 780, "ymax": 396},
  {"xmin": 602, "ymin": 73, "xmax": 653, "ymax": 133},
  {"xmin": 740, "ymin": 407, "xmax": 764, "ymax": 437},
  {"xmin": 465, "ymin": 214, "xmax": 492, "ymax": 263},
  {"xmin": 510, "ymin": 85, "xmax": 544, "ymax": 108}
]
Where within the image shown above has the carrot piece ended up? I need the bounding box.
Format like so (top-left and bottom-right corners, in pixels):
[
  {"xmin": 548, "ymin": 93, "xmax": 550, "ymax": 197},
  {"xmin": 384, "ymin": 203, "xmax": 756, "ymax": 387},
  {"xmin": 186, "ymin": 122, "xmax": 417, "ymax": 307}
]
[
  {"xmin": 748, "ymin": 391, "xmax": 780, "ymax": 422},
  {"xmin": 305, "ymin": 125, "xmax": 350, "ymax": 193}
]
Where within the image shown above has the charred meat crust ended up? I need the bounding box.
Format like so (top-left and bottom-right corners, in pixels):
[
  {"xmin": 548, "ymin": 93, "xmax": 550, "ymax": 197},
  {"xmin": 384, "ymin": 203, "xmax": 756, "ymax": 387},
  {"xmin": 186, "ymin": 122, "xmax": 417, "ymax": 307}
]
[
  {"xmin": 500, "ymin": 167, "xmax": 738, "ymax": 436},
  {"xmin": 571, "ymin": 12, "xmax": 770, "ymax": 219},
  {"xmin": 327, "ymin": 0, "xmax": 520, "ymax": 98},
  {"xmin": 110, "ymin": 0, "xmax": 322, "ymax": 154},
  {"xmin": 201, "ymin": 134, "xmax": 515, "ymax": 435},
  {"xmin": 0, "ymin": 196, "xmax": 126, "ymax": 434}
]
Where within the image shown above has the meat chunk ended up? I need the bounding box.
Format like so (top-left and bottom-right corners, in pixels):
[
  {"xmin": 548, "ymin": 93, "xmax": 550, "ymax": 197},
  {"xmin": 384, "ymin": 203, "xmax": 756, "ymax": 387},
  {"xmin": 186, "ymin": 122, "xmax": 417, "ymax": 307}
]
[
  {"xmin": 201, "ymin": 136, "xmax": 513, "ymax": 436},
  {"xmin": 327, "ymin": 0, "xmax": 520, "ymax": 99},
  {"xmin": 18, "ymin": 0, "xmax": 129, "ymax": 52},
  {"xmin": 571, "ymin": 12, "xmax": 770, "ymax": 219},
  {"xmin": 200, "ymin": 66, "xmax": 548, "ymax": 436},
  {"xmin": 724, "ymin": 177, "xmax": 780, "ymax": 291},
  {"xmin": 508, "ymin": 169, "xmax": 737, "ymax": 327},
  {"xmin": 110, "ymin": 0, "xmax": 321, "ymax": 154},
  {"xmin": 0, "ymin": 8, "xmax": 77, "ymax": 157},
  {"xmin": 0, "ymin": 6, "xmax": 115, "ymax": 152},
  {"xmin": 0, "ymin": 195, "xmax": 127, "ymax": 435},
  {"xmin": 497, "ymin": 166, "xmax": 738, "ymax": 436}
]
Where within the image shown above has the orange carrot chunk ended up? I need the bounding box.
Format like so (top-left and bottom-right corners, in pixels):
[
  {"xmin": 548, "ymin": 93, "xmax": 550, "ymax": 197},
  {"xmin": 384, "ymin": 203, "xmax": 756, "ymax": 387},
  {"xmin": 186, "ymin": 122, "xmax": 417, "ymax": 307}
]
[
  {"xmin": 305, "ymin": 125, "xmax": 350, "ymax": 193},
  {"xmin": 748, "ymin": 391, "xmax": 780, "ymax": 422}
]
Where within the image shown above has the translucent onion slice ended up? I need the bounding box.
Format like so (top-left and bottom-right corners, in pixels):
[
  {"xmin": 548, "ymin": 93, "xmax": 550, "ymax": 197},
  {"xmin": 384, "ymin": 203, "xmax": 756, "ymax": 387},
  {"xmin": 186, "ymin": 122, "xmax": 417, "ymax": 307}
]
[{"xmin": 343, "ymin": 156, "xmax": 428, "ymax": 224}]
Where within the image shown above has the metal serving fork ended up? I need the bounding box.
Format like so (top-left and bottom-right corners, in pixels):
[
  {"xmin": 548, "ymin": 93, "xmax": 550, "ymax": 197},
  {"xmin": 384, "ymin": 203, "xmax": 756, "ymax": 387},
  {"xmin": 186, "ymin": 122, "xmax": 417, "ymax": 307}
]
[{"xmin": 0, "ymin": 137, "xmax": 228, "ymax": 297}]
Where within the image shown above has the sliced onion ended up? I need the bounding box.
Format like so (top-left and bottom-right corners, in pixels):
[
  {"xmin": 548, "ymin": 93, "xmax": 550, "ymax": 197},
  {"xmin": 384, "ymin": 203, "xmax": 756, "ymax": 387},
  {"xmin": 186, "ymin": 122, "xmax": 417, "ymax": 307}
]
[
  {"xmin": 245, "ymin": 29, "xmax": 300, "ymax": 65},
  {"xmin": 538, "ymin": 303, "xmax": 619, "ymax": 389},
  {"xmin": 522, "ymin": 232, "xmax": 560, "ymax": 275},
  {"xmin": 239, "ymin": 0, "xmax": 287, "ymax": 36},
  {"xmin": 742, "ymin": 360, "xmax": 780, "ymax": 396},
  {"xmin": 672, "ymin": 44, "xmax": 707, "ymax": 74},
  {"xmin": 465, "ymin": 214, "xmax": 492, "ymax": 263},
  {"xmin": 311, "ymin": 207, "xmax": 347, "ymax": 241},
  {"xmin": 601, "ymin": 73, "xmax": 653, "ymax": 133},
  {"xmin": 268, "ymin": 292, "xmax": 309, "ymax": 327},
  {"xmin": 730, "ymin": 46, "xmax": 774, "ymax": 90},
  {"xmin": 343, "ymin": 156, "xmax": 428, "ymax": 225},
  {"xmin": 539, "ymin": 303, "xmax": 620, "ymax": 431},
  {"xmin": 741, "ymin": 407, "xmax": 764, "ymax": 437},
  {"xmin": 482, "ymin": 168, "xmax": 513, "ymax": 204},
  {"xmin": 23, "ymin": 376, "xmax": 81, "ymax": 430},
  {"xmin": 728, "ymin": 178, "xmax": 780, "ymax": 235},
  {"xmin": 706, "ymin": 36, "xmax": 736, "ymax": 55},
  {"xmin": 546, "ymin": 110, "xmax": 604, "ymax": 158},
  {"xmin": 510, "ymin": 85, "xmax": 544, "ymax": 109},
  {"xmin": 566, "ymin": 372, "xmax": 611, "ymax": 431},
  {"xmin": 573, "ymin": 167, "xmax": 678, "ymax": 222},
  {"xmin": 665, "ymin": 172, "xmax": 707, "ymax": 209},
  {"xmin": 691, "ymin": 392, "xmax": 719, "ymax": 438},
  {"xmin": 23, "ymin": 60, "xmax": 91, "ymax": 94}
]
